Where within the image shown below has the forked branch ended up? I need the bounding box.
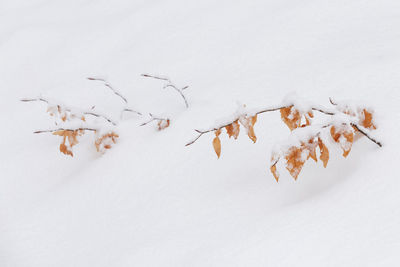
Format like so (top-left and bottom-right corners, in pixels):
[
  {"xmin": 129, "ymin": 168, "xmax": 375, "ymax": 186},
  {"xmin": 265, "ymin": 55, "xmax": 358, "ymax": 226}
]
[{"xmin": 141, "ymin": 73, "xmax": 189, "ymax": 108}]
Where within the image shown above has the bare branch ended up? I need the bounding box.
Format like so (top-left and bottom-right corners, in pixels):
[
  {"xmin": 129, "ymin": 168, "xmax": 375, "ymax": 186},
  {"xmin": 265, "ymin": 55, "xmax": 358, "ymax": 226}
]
[
  {"xmin": 140, "ymin": 113, "xmax": 169, "ymax": 126},
  {"xmin": 141, "ymin": 73, "xmax": 189, "ymax": 108},
  {"xmin": 351, "ymin": 123, "xmax": 382, "ymax": 147},
  {"xmin": 88, "ymin": 77, "xmax": 128, "ymax": 104},
  {"xmin": 34, "ymin": 128, "xmax": 97, "ymax": 134},
  {"xmin": 121, "ymin": 108, "xmax": 142, "ymax": 116},
  {"xmin": 20, "ymin": 98, "xmax": 49, "ymax": 104},
  {"xmin": 186, "ymin": 105, "xmax": 291, "ymax": 146},
  {"xmin": 83, "ymin": 112, "xmax": 117, "ymax": 126},
  {"xmin": 21, "ymin": 96, "xmax": 117, "ymax": 126}
]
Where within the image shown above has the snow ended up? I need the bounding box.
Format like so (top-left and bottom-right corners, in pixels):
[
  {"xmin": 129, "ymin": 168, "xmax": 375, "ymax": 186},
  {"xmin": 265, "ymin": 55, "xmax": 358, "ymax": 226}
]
[{"xmin": 1, "ymin": 0, "xmax": 400, "ymax": 266}]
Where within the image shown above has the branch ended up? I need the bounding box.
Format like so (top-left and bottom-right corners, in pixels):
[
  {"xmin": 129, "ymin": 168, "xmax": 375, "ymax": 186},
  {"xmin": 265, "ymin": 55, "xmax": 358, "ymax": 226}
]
[
  {"xmin": 20, "ymin": 98, "xmax": 49, "ymax": 104},
  {"xmin": 351, "ymin": 123, "xmax": 382, "ymax": 147},
  {"xmin": 88, "ymin": 77, "xmax": 128, "ymax": 104},
  {"xmin": 122, "ymin": 108, "xmax": 142, "ymax": 116},
  {"xmin": 140, "ymin": 113, "xmax": 168, "ymax": 126},
  {"xmin": 21, "ymin": 97, "xmax": 117, "ymax": 126},
  {"xmin": 34, "ymin": 128, "xmax": 97, "ymax": 134},
  {"xmin": 185, "ymin": 100, "xmax": 379, "ymax": 146},
  {"xmin": 141, "ymin": 73, "xmax": 189, "ymax": 108},
  {"xmin": 186, "ymin": 104, "xmax": 292, "ymax": 146}
]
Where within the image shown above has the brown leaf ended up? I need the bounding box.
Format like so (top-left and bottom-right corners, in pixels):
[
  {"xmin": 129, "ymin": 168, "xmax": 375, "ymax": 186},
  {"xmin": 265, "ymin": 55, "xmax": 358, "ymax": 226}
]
[
  {"xmin": 228, "ymin": 120, "xmax": 240, "ymax": 139},
  {"xmin": 285, "ymin": 146, "xmax": 307, "ymax": 180},
  {"xmin": 212, "ymin": 130, "xmax": 221, "ymax": 158},
  {"xmin": 305, "ymin": 138, "xmax": 317, "ymax": 162},
  {"xmin": 95, "ymin": 132, "xmax": 119, "ymax": 152},
  {"xmin": 330, "ymin": 126, "xmax": 354, "ymax": 157},
  {"xmin": 359, "ymin": 109, "xmax": 376, "ymax": 130},
  {"xmin": 280, "ymin": 106, "xmax": 301, "ymax": 130},
  {"xmin": 270, "ymin": 164, "xmax": 279, "ymax": 182},
  {"xmin": 318, "ymin": 137, "xmax": 329, "ymax": 167},
  {"xmin": 157, "ymin": 119, "xmax": 170, "ymax": 131},
  {"xmin": 247, "ymin": 115, "xmax": 257, "ymax": 143}
]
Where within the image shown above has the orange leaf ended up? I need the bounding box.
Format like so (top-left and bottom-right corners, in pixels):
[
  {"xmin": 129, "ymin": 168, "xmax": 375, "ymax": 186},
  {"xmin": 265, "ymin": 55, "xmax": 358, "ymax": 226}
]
[
  {"xmin": 212, "ymin": 130, "xmax": 221, "ymax": 158},
  {"xmin": 330, "ymin": 126, "xmax": 354, "ymax": 157},
  {"xmin": 95, "ymin": 132, "xmax": 119, "ymax": 152},
  {"xmin": 226, "ymin": 120, "xmax": 240, "ymax": 139},
  {"xmin": 305, "ymin": 138, "xmax": 317, "ymax": 162},
  {"xmin": 360, "ymin": 109, "xmax": 376, "ymax": 130},
  {"xmin": 247, "ymin": 115, "xmax": 257, "ymax": 143},
  {"xmin": 318, "ymin": 137, "xmax": 329, "ymax": 167},
  {"xmin": 157, "ymin": 119, "xmax": 170, "ymax": 131},
  {"xmin": 280, "ymin": 106, "xmax": 301, "ymax": 131},
  {"xmin": 270, "ymin": 164, "xmax": 279, "ymax": 182},
  {"xmin": 285, "ymin": 146, "xmax": 306, "ymax": 180}
]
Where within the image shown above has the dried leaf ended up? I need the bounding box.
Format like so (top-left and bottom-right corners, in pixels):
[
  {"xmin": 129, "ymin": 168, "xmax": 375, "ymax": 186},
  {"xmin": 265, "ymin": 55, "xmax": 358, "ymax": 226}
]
[
  {"xmin": 225, "ymin": 120, "xmax": 240, "ymax": 139},
  {"xmin": 270, "ymin": 164, "xmax": 279, "ymax": 182},
  {"xmin": 248, "ymin": 115, "xmax": 257, "ymax": 143},
  {"xmin": 281, "ymin": 107, "xmax": 300, "ymax": 130},
  {"xmin": 212, "ymin": 130, "xmax": 221, "ymax": 158},
  {"xmin": 157, "ymin": 119, "xmax": 170, "ymax": 131},
  {"xmin": 285, "ymin": 146, "xmax": 307, "ymax": 180},
  {"xmin": 304, "ymin": 138, "xmax": 317, "ymax": 162},
  {"xmin": 239, "ymin": 115, "xmax": 257, "ymax": 143},
  {"xmin": 330, "ymin": 126, "xmax": 354, "ymax": 157},
  {"xmin": 359, "ymin": 109, "xmax": 376, "ymax": 130},
  {"xmin": 318, "ymin": 137, "xmax": 329, "ymax": 167},
  {"xmin": 95, "ymin": 132, "xmax": 119, "ymax": 152},
  {"xmin": 52, "ymin": 130, "xmax": 82, "ymax": 157}
]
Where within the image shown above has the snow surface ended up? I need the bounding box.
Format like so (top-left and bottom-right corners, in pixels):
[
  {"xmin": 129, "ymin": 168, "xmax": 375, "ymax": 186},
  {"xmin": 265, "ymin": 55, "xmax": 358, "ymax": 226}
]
[{"xmin": 1, "ymin": 0, "xmax": 400, "ymax": 266}]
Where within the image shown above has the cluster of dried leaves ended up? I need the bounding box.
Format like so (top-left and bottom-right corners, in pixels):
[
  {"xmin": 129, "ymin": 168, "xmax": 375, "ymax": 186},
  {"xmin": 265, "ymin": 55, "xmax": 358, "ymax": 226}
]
[
  {"xmin": 200, "ymin": 99, "xmax": 380, "ymax": 182},
  {"xmin": 212, "ymin": 115, "xmax": 258, "ymax": 158},
  {"xmin": 273, "ymin": 106, "xmax": 377, "ymax": 181}
]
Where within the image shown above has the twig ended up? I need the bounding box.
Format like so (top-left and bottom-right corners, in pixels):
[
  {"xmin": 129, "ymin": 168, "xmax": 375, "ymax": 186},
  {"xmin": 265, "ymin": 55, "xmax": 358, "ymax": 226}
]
[
  {"xmin": 88, "ymin": 77, "xmax": 128, "ymax": 104},
  {"xmin": 21, "ymin": 97, "xmax": 117, "ymax": 126},
  {"xmin": 34, "ymin": 128, "xmax": 97, "ymax": 134},
  {"xmin": 140, "ymin": 113, "xmax": 168, "ymax": 126},
  {"xmin": 20, "ymin": 98, "xmax": 49, "ymax": 104},
  {"xmin": 83, "ymin": 112, "xmax": 117, "ymax": 125},
  {"xmin": 186, "ymin": 104, "xmax": 292, "ymax": 146},
  {"xmin": 141, "ymin": 73, "xmax": 189, "ymax": 108},
  {"xmin": 351, "ymin": 123, "xmax": 382, "ymax": 147},
  {"xmin": 122, "ymin": 108, "xmax": 142, "ymax": 116}
]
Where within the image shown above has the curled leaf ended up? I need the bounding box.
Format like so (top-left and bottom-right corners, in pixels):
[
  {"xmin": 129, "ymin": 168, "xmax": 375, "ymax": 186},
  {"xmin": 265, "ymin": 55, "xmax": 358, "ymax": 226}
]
[
  {"xmin": 270, "ymin": 164, "xmax": 279, "ymax": 182},
  {"xmin": 225, "ymin": 120, "xmax": 240, "ymax": 139},
  {"xmin": 318, "ymin": 137, "xmax": 329, "ymax": 167},
  {"xmin": 330, "ymin": 126, "xmax": 354, "ymax": 157},
  {"xmin": 52, "ymin": 130, "xmax": 83, "ymax": 157},
  {"xmin": 157, "ymin": 119, "xmax": 170, "ymax": 131},
  {"xmin": 95, "ymin": 132, "xmax": 119, "ymax": 152}
]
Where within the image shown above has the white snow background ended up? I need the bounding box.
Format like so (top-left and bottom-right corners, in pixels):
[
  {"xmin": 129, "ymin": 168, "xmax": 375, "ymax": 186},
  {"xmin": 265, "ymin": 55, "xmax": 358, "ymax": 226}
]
[{"xmin": 1, "ymin": 0, "xmax": 400, "ymax": 266}]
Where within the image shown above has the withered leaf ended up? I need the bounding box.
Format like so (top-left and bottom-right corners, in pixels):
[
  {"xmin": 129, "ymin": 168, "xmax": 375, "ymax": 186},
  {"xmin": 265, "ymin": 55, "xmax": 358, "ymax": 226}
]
[{"xmin": 318, "ymin": 137, "xmax": 329, "ymax": 167}]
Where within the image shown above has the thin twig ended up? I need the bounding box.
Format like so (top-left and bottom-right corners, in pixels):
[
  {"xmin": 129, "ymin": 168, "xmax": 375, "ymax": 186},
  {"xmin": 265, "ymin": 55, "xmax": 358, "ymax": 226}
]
[
  {"xmin": 140, "ymin": 113, "xmax": 168, "ymax": 126},
  {"xmin": 122, "ymin": 108, "xmax": 142, "ymax": 116},
  {"xmin": 142, "ymin": 73, "xmax": 189, "ymax": 108},
  {"xmin": 83, "ymin": 112, "xmax": 117, "ymax": 125},
  {"xmin": 351, "ymin": 123, "xmax": 382, "ymax": 147},
  {"xmin": 21, "ymin": 97, "xmax": 117, "ymax": 126},
  {"xmin": 88, "ymin": 77, "xmax": 128, "ymax": 104},
  {"xmin": 186, "ymin": 105, "xmax": 292, "ymax": 146},
  {"xmin": 34, "ymin": 128, "xmax": 97, "ymax": 134},
  {"xmin": 20, "ymin": 98, "xmax": 49, "ymax": 104}
]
